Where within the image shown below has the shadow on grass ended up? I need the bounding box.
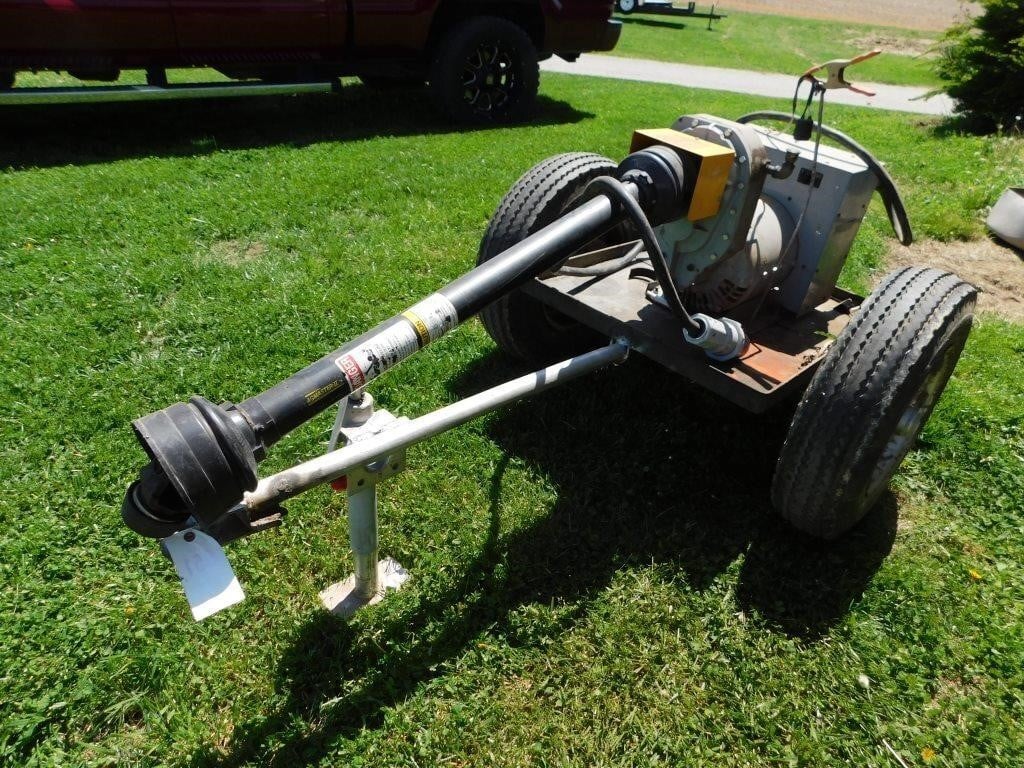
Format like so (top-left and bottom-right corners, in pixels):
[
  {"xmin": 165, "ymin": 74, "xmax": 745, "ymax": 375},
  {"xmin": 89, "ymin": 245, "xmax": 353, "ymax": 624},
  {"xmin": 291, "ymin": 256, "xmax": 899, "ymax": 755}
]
[
  {"xmin": 616, "ymin": 16, "xmax": 720, "ymax": 31},
  {"xmin": 0, "ymin": 85, "xmax": 592, "ymax": 170},
  {"xmin": 927, "ymin": 111, "xmax": 1019, "ymax": 138},
  {"xmin": 191, "ymin": 353, "xmax": 895, "ymax": 767},
  {"xmin": 617, "ymin": 16, "xmax": 691, "ymax": 30}
]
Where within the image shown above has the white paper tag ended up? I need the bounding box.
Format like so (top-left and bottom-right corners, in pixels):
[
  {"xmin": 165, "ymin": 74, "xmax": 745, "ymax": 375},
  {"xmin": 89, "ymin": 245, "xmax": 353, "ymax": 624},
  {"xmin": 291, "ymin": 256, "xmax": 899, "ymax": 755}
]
[{"xmin": 162, "ymin": 529, "xmax": 245, "ymax": 621}]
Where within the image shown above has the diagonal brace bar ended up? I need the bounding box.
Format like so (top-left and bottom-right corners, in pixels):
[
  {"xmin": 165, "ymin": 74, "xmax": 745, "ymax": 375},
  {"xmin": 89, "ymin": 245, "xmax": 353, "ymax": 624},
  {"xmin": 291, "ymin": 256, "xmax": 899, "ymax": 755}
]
[{"xmin": 244, "ymin": 341, "xmax": 629, "ymax": 513}]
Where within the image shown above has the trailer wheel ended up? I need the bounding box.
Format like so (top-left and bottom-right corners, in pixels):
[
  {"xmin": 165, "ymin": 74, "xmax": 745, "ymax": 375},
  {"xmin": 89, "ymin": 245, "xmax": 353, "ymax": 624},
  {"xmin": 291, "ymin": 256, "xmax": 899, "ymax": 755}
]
[
  {"xmin": 772, "ymin": 266, "xmax": 977, "ymax": 540},
  {"xmin": 430, "ymin": 16, "xmax": 539, "ymax": 124},
  {"xmin": 478, "ymin": 152, "xmax": 618, "ymax": 365}
]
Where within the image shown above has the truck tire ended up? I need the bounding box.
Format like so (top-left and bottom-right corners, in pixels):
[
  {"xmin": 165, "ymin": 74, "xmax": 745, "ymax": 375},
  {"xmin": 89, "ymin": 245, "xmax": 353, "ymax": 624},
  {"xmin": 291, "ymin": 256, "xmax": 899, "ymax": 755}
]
[
  {"xmin": 772, "ymin": 266, "xmax": 977, "ymax": 540},
  {"xmin": 430, "ymin": 16, "xmax": 539, "ymax": 124},
  {"xmin": 477, "ymin": 152, "xmax": 616, "ymax": 365},
  {"xmin": 616, "ymin": 0, "xmax": 637, "ymax": 13}
]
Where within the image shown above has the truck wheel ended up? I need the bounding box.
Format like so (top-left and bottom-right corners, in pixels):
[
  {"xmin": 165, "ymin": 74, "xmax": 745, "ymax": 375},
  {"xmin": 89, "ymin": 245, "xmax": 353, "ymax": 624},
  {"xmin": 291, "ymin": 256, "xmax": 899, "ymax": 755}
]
[
  {"xmin": 477, "ymin": 152, "xmax": 616, "ymax": 365},
  {"xmin": 430, "ymin": 16, "xmax": 539, "ymax": 124},
  {"xmin": 772, "ymin": 266, "xmax": 977, "ymax": 540},
  {"xmin": 617, "ymin": 0, "xmax": 637, "ymax": 13}
]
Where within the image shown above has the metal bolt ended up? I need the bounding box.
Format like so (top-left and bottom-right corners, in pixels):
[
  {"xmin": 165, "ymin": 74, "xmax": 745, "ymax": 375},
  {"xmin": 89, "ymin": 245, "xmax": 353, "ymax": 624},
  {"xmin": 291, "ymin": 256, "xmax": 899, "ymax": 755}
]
[{"xmin": 184, "ymin": 531, "xmax": 196, "ymax": 542}]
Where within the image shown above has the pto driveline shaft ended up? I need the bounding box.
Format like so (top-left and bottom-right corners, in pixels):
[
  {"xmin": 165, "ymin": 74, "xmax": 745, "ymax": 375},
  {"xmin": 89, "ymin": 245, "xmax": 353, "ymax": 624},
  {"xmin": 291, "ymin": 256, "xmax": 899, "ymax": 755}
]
[
  {"xmin": 122, "ymin": 172, "xmax": 686, "ymax": 540},
  {"xmin": 236, "ymin": 189, "xmax": 625, "ymax": 447}
]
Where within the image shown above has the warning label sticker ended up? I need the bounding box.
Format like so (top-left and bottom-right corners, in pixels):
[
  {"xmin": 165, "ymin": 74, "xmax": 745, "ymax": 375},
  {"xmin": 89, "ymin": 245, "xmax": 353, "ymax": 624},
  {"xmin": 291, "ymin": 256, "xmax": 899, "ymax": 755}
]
[
  {"xmin": 334, "ymin": 320, "xmax": 420, "ymax": 390},
  {"xmin": 402, "ymin": 294, "xmax": 457, "ymax": 347},
  {"xmin": 334, "ymin": 294, "xmax": 458, "ymax": 390}
]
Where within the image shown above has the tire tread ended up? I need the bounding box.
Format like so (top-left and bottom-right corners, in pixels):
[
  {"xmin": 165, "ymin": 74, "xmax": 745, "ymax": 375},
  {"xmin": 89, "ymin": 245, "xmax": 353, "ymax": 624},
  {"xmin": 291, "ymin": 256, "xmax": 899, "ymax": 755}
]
[
  {"xmin": 478, "ymin": 152, "xmax": 618, "ymax": 363},
  {"xmin": 773, "ymin": 266, "xmax": 977, "ymax": 539}
]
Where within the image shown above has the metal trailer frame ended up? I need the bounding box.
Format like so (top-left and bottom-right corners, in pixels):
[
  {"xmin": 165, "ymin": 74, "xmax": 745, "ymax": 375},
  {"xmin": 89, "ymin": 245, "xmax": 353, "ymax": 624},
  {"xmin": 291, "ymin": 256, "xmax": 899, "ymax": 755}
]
[{"xmin": 525, "ymin": 272, "xmax": 860, "ymax": 414}]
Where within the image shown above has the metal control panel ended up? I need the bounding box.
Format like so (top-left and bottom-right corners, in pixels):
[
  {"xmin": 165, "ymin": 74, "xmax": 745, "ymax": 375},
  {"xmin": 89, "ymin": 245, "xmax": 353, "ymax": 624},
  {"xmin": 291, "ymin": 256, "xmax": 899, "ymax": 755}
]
[{"xmin": 758, "ymin": 129, "xmax": 878, "ymax": 315}]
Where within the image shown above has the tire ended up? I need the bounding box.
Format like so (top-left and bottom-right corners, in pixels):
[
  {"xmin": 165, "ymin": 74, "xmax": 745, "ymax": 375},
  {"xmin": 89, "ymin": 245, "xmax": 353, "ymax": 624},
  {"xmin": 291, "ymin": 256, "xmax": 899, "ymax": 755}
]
[
  {"xmin": 772, "ymin": 266, "xmax": 977, "ymax": 540},
  {"xmin": 477, "ymin": 152, "xmax": 617, "ymax": 365},
  {"xmin": 429, "ymin": 16, "xmax": 539, "ymax": 124},
  {"xmin": 617, "ymin": 0, "xmax": 637, "ymax": 13}
]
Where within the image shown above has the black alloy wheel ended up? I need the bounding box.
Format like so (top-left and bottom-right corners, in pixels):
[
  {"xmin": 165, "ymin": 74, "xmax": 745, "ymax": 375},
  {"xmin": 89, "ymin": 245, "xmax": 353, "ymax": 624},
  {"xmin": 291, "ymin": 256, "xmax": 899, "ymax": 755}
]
[{"xmin": 430, "ymin": 16, "xmax": 539, "ymax": 124}]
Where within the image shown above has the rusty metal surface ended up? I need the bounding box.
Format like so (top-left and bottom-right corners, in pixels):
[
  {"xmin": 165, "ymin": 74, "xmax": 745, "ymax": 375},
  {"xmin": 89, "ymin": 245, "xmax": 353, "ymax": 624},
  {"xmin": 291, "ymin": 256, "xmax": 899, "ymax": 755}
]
[{"xmin": 525, "ymin": 264, "xmax": 861, "ymax": 412}]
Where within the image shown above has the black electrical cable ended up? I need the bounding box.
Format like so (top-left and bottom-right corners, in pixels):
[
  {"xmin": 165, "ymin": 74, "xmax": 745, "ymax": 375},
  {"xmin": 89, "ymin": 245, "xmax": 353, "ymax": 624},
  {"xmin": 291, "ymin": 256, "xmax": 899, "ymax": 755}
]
[
  {"xmin": 581, "ymin": 175, "xmax": 703, "ymax": 335},
  {"xmin": 790, "ymin": 75, "xmax": 818, "ymax": 131},
  {"xmin": 736, "ymin": 109, "xmax": 913, "ymax": 245},
  {"xmin": 748, "ymin": 81, "xmax": 827, "ymax": 321}
]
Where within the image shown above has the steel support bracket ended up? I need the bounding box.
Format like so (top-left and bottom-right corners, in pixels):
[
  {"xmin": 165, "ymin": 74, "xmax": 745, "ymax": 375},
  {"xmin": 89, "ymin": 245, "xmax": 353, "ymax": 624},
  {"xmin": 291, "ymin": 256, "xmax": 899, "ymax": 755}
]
[{"xmin": 336, "ymin": 408, "xmax": 409, "ymax": 490}]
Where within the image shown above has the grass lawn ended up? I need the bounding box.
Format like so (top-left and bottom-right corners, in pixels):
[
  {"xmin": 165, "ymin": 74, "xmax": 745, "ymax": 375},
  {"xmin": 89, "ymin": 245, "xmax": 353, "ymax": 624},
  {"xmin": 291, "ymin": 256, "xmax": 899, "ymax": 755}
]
[
  {"xmin": 610, "ymin": 9, "xmax": 942, "ymax": 88},
  {"xmin": 2, "ymin": 74, "xmax": 1023, "ymax": 767}
]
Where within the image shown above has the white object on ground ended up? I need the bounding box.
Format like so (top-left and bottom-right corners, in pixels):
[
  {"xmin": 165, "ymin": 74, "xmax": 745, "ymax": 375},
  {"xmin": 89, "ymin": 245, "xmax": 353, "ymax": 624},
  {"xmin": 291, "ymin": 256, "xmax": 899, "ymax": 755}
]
[
  {"xmin": 163, "ymin": 529, "xmax": 245, "ymax": 621},
  {"xmin": 987, "ymin": 187, "xmax": 1024, "ymax": 250}
]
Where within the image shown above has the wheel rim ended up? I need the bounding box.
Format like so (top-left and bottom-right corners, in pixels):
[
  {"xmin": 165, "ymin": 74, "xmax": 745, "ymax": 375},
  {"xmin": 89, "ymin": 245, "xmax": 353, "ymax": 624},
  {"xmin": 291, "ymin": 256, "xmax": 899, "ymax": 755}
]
[
  {"xmin": 461, "ymin": 42, "xmax": 515, "ymax": 114},
  {"xmin": 863, "ymin": 340, "xmax": 962, "ymax": 507},
  {"xmin": 619, "ymin": 0, "xmax": 636, "ymax": 11}
]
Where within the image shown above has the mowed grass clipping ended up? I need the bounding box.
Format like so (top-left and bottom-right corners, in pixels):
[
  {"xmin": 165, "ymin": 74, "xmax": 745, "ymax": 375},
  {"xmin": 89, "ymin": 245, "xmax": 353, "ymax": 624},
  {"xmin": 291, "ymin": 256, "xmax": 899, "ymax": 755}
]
[
  {"xmin": 610, "ymin": 9, "xmax": 942, "ymax": 87},
  {"xmin": 1, "ymin": 75, "xmax": 1023, "ymax": 767}
]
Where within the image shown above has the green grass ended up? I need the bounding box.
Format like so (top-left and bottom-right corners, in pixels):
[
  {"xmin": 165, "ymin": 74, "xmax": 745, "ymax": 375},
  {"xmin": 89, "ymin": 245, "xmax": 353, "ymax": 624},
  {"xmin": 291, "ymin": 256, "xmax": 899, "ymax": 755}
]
[
  {"xmin": 2, "ymin": 75, "xmax": 1023, "ymax": 767},
  {"xmin": 609, "ymin": 9, "xmax": 942, "ymax": 87}
]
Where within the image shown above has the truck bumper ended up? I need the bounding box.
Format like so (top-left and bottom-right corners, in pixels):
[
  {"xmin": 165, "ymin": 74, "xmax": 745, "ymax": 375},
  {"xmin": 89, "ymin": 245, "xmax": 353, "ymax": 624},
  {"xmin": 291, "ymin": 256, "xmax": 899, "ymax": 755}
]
[
  {"xmin": 547, "ymin": 19, "xmax": 622, "ymax": 57},
  {"xmin": 598, "ymin": 19, "xmax": 623, "ymax": 51}
]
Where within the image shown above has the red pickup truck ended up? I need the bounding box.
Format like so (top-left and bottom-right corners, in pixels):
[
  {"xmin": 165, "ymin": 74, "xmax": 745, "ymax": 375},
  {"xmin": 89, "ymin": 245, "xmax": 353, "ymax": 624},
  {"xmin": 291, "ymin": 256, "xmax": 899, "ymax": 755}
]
[{"xmin": 0, "ymin": 1, "xmax": 620, "ymax": 122}]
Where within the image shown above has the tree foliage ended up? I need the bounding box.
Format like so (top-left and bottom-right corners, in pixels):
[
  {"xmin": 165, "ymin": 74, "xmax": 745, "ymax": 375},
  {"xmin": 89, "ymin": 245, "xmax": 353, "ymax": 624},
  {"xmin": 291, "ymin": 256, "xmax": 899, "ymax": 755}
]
[{"xmin": 937, "ymin": 0, "xmax": 1024, "ymax": 133}]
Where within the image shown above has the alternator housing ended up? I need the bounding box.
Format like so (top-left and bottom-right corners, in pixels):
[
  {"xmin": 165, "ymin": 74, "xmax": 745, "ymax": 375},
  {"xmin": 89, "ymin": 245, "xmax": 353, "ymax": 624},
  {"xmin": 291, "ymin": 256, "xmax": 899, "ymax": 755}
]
[{"xmin": 649, "ymin": 115, "xmax": 878, "ymax": 316}]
